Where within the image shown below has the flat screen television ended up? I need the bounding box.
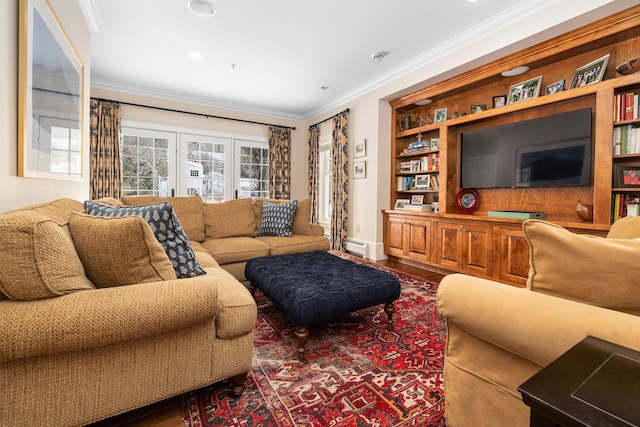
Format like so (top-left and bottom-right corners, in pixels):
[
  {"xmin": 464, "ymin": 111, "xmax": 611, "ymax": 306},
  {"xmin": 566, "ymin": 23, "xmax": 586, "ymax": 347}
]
[{"xmin": 460, "ymin": 107, "xmax": 592, "ymax": 189}]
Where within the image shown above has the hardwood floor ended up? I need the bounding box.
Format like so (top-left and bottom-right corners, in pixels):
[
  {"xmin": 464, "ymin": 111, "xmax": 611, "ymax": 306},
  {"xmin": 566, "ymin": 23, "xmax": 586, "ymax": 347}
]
[{"xmin": 86, "ymin": 257, "xmax": 446, "ymax": 427}]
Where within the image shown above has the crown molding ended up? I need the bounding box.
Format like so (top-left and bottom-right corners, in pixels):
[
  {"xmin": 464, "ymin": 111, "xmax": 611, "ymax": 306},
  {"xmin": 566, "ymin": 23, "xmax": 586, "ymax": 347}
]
[
  {"xmin": 90, "ymin": 79, "xmax": 307, "ymax": 122},
  {"xmin": 78, "ymin": 0, "xmax": 105, "ymax": 32}
]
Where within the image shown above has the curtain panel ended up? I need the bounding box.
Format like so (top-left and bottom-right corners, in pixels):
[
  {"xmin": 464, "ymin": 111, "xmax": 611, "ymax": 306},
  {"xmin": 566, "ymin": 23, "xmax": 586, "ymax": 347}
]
[
  {"xmin": 89, "ymin": 99, "xmax": 122, "ymax": 200},
  {"xmin": 331, "ymin": 110, "xmax": 349, "ymax": 251},
  {"xmin": 307, "ymin": 125, "xmax": 320, "ymax": 223},
  {"xmin": 268, "ymin": 126, "xmax": 291, "ymax": 199}
]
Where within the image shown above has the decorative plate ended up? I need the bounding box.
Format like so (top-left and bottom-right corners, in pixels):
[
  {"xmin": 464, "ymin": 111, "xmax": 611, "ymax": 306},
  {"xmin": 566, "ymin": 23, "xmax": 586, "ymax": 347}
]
[{"xmin": 455, "ymin": 189, "xmax": 480, "ymax": 213}]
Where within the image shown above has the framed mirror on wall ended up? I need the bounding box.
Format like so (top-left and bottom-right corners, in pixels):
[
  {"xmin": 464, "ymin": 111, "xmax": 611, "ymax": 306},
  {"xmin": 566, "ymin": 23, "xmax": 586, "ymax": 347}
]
[{"xmin": 18, "ymin": 0, "xmax": 85, "ymax": 180}]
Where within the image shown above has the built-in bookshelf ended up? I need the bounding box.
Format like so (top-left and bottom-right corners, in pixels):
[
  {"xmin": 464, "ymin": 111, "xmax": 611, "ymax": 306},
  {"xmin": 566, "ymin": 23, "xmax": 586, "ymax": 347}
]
[
  {"xmin": 611, "ymin": 85, "xmax": 640, "ymax": 222},
  {"xmin": 384, "ymin": 5, "xmax": 640, "ymax": 286}
]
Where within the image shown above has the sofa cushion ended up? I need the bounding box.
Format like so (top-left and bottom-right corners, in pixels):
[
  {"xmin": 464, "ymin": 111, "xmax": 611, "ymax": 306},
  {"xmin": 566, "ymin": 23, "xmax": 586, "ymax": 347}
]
[
  {"xmin": 201, "ymin": 237, "xmax": 270, "ymax": 265},
  {"xmin": 523, "ymin": 219, "xmax": 640, "ymax": 315},
  {"xmin": 257, "ymin": 200, "xmax": 297, "ymax": 236},
  {"xmin": 84, "ymin": 201, "xmax": 205, "ymax": 278},
  {"xmin": 255, "ymin": 235, "xmax": 331, "ymax": 256},
  {"xmin": 0, "ymin": 210, "xmax": 95, "ymax": 300},
  {"xmin": 122, "ymin": 196, "xmax": 206, "ymax": 242},
  {"xmin": 203, "ymin": 198, "xmax": 256, "ymax": 238},
  {"xmin": 69, "ymin": 213, "xmax": 177, "ymax": 287}
]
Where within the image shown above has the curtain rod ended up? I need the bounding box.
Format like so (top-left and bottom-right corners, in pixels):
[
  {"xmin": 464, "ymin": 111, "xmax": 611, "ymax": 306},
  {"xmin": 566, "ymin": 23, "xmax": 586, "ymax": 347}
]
[
  {"xmin": 90, "ymin": 97, "xmax": 296, "ymax": 131},
  {"xmin": 309, "ymin": 108, "xmax": 350, "ymax": 129}
]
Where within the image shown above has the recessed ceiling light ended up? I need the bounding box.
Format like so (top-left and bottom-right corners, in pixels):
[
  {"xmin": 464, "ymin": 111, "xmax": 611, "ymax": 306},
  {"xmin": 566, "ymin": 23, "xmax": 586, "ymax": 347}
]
[
  {"xmin": 415, "ymin": 99, "xmax": 432, "ymax": 106},
  {"xmin": 501, "ymin": 65, "xmax": 530, "ymax": 77},
  {"xmin": 188, "ymin": 0, "xmax": 216, "ymax": 17},
  {"xmin": 188, "ymin": 51, "xmax": 204, "ymax": 60}
]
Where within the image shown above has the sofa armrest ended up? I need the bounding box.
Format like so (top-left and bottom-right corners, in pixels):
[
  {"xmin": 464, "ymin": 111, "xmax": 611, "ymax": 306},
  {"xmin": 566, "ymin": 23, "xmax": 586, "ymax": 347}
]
[
  {"xmin": 0, "ymin": 276, "xmax": 218, "ymax": 363},
  {"xmin": 436, "ymin": 274, "xmax": 640, "ymax": 366},
  {"xmin": 305, "ymin": 223, "xmax": 326, "ymax": 236}
]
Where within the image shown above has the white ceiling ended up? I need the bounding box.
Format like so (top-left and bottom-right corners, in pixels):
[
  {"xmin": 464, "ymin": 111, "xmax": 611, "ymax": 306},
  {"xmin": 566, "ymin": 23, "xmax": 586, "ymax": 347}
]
[{"xmin": 86, "ymin": 0, "xmax": 626, "ymax": 121}]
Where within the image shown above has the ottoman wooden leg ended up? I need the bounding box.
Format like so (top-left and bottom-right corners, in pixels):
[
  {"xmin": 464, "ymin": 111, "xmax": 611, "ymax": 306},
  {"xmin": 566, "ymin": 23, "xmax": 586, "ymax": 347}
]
[
  {"xmin": 230, "ymin": 371, "xmax": 248, "ymax": 397},
  {"xmin": 295, "ymin": 326, "xmax": 309, "ymax": 362},
  {"xmin": 384, "ymin": 302, "xmax": 396, "ymax": 332}
]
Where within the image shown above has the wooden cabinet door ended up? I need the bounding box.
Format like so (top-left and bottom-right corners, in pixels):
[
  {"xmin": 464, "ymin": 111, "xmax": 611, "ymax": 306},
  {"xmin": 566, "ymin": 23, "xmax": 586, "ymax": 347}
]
[
  {"xmin": 495, "ymin": 226, "xmax": 530, "ymax": 287},
  {"xmin": 406, "ymin": 219, "xmax": 432, "ymax": 263},
  {"xmin": 461, "ymin": 223, "xmax": 492, "ymax": 276},
  {"xmin": 384, "ymin": 215, "xmax": 406, "ymax": 258},
  {"xmin": 437, "ymin": 222, "xmax": 463, "ymax": 270}
]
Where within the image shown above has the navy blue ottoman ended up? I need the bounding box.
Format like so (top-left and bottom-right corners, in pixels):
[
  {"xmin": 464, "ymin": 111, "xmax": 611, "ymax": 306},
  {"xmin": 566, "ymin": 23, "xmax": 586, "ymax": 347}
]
[{"xmin": 245, "ymin": 251, "xmax": 401, "ymax": 361}]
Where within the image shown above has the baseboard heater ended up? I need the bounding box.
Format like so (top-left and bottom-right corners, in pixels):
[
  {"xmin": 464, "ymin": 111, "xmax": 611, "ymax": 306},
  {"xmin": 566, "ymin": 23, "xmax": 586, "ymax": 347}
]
[{"xmin": 345, "ymin": 239, "xmax": 367, "ymax": 257}]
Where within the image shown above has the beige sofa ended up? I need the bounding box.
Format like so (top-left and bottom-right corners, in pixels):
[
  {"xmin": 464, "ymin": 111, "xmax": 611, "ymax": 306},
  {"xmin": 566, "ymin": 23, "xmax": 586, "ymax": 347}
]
[
  {"xmin": 0, "ymin": 198, "xmax": 258, "ymax": 426},
  {"xmin": 119, "ymin": 195, "xmax": 330, "ymax": 280},
  {"xmin": 436, "ymin": 217, "xmax": 640, "ymax": 426}
]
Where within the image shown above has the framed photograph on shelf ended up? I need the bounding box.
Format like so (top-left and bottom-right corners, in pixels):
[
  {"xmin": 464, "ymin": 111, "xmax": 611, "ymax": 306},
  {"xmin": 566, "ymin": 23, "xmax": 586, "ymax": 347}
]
[
  {"xmin": 411, "ymin": 195, "xmax": 424, "ymax": 205},
  {"xmin": 414, "ymin": 174, "xmax": 431, "ymax": 189},
  {"xmin": 614, "ymin": 163, "xmax": 640, "ymax": 187},
  {"xmin": 353, "ymin": 161, "xmax": 366, "ymax": 179},
  {"xmin": 492, "ymin": 95, "xmax": 506, "ymax": 108},
  {"xmin": 471, "ymin": 104, "xmax": 487, "ymax": 114},
  {"xmin": 507, "ymin": 75, "xmax": 543, "ymax": 105},
  {"xmin": 545, "ymin": 79, "xmax": 565, "ymax": 95},
  {"xmin": 569, "ymin": 54, "xmax": 610, "ymax": 89},
  {"xmin": 434, "ymin": 108, "xmax": 447, "ymax": 123},
  {"xmin": 354, "ymin": 139, "xmax": 366, "ymax": 158},
  {"xmin": 394, "ymin": 199, "xmax": 410, "ymax": 210}
]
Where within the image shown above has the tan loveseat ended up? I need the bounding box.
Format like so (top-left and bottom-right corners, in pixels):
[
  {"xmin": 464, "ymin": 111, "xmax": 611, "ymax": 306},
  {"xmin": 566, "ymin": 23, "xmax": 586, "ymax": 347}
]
[
  {"xmin": 119, "ymin": 196, "xmax": 330, "ymax": 280},
  {"xmin": 436, "ymin": 218, "xmax": 640, "ymax": 427},
  {"xmin": 0, "ymin": 199, "xmax": 257, "ymax": 426}
]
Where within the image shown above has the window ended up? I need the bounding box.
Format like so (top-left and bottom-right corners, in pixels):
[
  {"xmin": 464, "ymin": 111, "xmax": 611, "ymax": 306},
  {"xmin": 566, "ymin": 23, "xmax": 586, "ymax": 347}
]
[
  {"xmin": 179, "ymin": 134, "xmax": 231, "ymax": 201},
  {"xmin": 318, "ymin": 134, "xmax": 332, "ymax": 226},
  {"xmin": 235, "ymin": 140, "xmax": 269, "ymax": 199},
  {"xmin": 121, "ymin": 128, "xmax": 176, "ymax": 197},
  {"xmin": 122, "ymin": 123, "xmax": 267, "ymax": 201}
]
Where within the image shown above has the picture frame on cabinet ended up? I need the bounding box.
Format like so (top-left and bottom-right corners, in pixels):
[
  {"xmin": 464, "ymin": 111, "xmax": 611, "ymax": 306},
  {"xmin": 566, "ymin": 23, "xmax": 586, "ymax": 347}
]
[
  {"xmin": 614, "ymin": 162, "xmax": 640, "ymax": 187},
  {"xmin": 394, "ymin": 199, "xmax": 410, "ymax": 210},
  {"xmin": 492, "ymin": 95, "xmax": 507, "ymax": 108},
  {"xmin": 434, "ymin": 108, "xmax": 447, "ymax": 123},
  {"xmin": 353, "ymin": 161, "xmax": 366, "ymax": 179},
  {"xmin": 570, "ymin": 54, "xmax": 610, "ymax": 89},
  {"xmin": 411, "ymin": 195, "xmax": 424, "ymax": 205},
  {"xmin": 507, "ymin": 75, "xmax": 543, "ymax": 105},
  {"xmin": 471, "ymin": 104, "xmax": 487, "ymax": 114},
  {"xmin": 354, "ymin": 139, "xmax": 366, "ymax": 158},
  {"xmin": 545, "ymin": 79, "xmax": 565, "ymax": 95}
]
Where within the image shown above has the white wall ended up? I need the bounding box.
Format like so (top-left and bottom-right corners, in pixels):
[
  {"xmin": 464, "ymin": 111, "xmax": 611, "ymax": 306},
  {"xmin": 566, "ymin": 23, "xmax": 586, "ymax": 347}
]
[{"xmin": 1, "ymin": 0, "xmax": 91, "ymax": 211}]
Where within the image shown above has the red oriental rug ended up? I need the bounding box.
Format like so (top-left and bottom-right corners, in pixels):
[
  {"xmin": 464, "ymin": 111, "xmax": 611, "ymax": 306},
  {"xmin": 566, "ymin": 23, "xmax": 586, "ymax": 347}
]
[{"xmin": 182, "ymin": 252, "xmax": 446, "ymax": 426}]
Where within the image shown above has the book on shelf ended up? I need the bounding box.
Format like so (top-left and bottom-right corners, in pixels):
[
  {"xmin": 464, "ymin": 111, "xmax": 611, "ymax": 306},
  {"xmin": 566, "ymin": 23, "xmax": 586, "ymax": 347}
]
[
  {"xmin": 614, "ymin": 92, "xmax": 640, "ymax": 121},
  {"xmin": 613, "ymin": 125, "xmax": 640, "ymax": 155},
  {"xmin": 402, "ymin": 203, "xmax": 431, "ymax": 212}
]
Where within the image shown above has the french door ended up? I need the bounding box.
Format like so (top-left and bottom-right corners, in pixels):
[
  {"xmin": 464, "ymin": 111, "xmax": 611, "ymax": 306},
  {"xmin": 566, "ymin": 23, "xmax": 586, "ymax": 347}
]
[{"xmin": 121, "ymin": 123, "xmax": 267, "ymax": 201}]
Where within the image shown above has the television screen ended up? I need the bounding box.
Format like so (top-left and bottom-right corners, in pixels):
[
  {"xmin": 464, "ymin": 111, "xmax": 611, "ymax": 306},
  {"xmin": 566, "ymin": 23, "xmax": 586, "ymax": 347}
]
[{"xmin": 460, "ymin": 108, "xmax": 592, "ymax": 189}]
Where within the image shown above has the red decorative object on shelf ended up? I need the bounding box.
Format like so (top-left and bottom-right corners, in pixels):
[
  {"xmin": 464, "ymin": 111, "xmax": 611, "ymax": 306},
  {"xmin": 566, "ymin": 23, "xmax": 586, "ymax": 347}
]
[{"xmin": 456, "ymin": 189, "xmax": 480, "ymax": 213}]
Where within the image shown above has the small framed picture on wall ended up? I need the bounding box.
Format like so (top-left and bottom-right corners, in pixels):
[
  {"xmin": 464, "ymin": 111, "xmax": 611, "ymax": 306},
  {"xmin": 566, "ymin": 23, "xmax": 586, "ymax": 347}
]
[{"xmin": 353, "ymin": 161, "xmax": 366, "ymax": 179}]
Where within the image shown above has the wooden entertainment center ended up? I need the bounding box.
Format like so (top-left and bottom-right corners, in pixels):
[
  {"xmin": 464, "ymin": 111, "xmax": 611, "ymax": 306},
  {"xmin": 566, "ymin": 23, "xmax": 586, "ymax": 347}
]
[{"xmin": 383, "ymin": 5, "xmax": 640, "ymax": 287}]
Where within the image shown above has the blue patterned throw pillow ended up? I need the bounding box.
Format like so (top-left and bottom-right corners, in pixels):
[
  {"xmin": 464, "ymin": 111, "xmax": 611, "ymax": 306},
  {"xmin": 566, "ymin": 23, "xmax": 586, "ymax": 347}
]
[
  {"xmin": 84, "ymin": 201, "xmax": 206, "ymax": 278},
  {"xmin": 258, "ymin": 200, "xmax": 298, "ymax": 237}
]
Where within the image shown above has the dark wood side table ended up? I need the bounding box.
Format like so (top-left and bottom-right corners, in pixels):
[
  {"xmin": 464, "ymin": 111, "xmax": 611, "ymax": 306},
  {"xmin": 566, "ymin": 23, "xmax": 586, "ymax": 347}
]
[{"xmin": 518, "ymin": 336, "xmax": 640, "ymax": 427}]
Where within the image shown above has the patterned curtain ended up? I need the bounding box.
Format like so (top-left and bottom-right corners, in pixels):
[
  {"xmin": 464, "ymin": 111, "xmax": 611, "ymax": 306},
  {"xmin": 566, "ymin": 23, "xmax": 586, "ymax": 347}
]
[
  {"xmin": 330, "ymin": 110, "xmax": 349, "ymax": 251},
  {"xmin": 307, "ymin": 125, "xmax": 320, "ymax": 223},
  {"xmin": 268, "ymin": 126, "xmax": 291, "ymax": 199},
  {"xmin": 89, "ymin": 99, "xmax": 122, "ymax": 200}
]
